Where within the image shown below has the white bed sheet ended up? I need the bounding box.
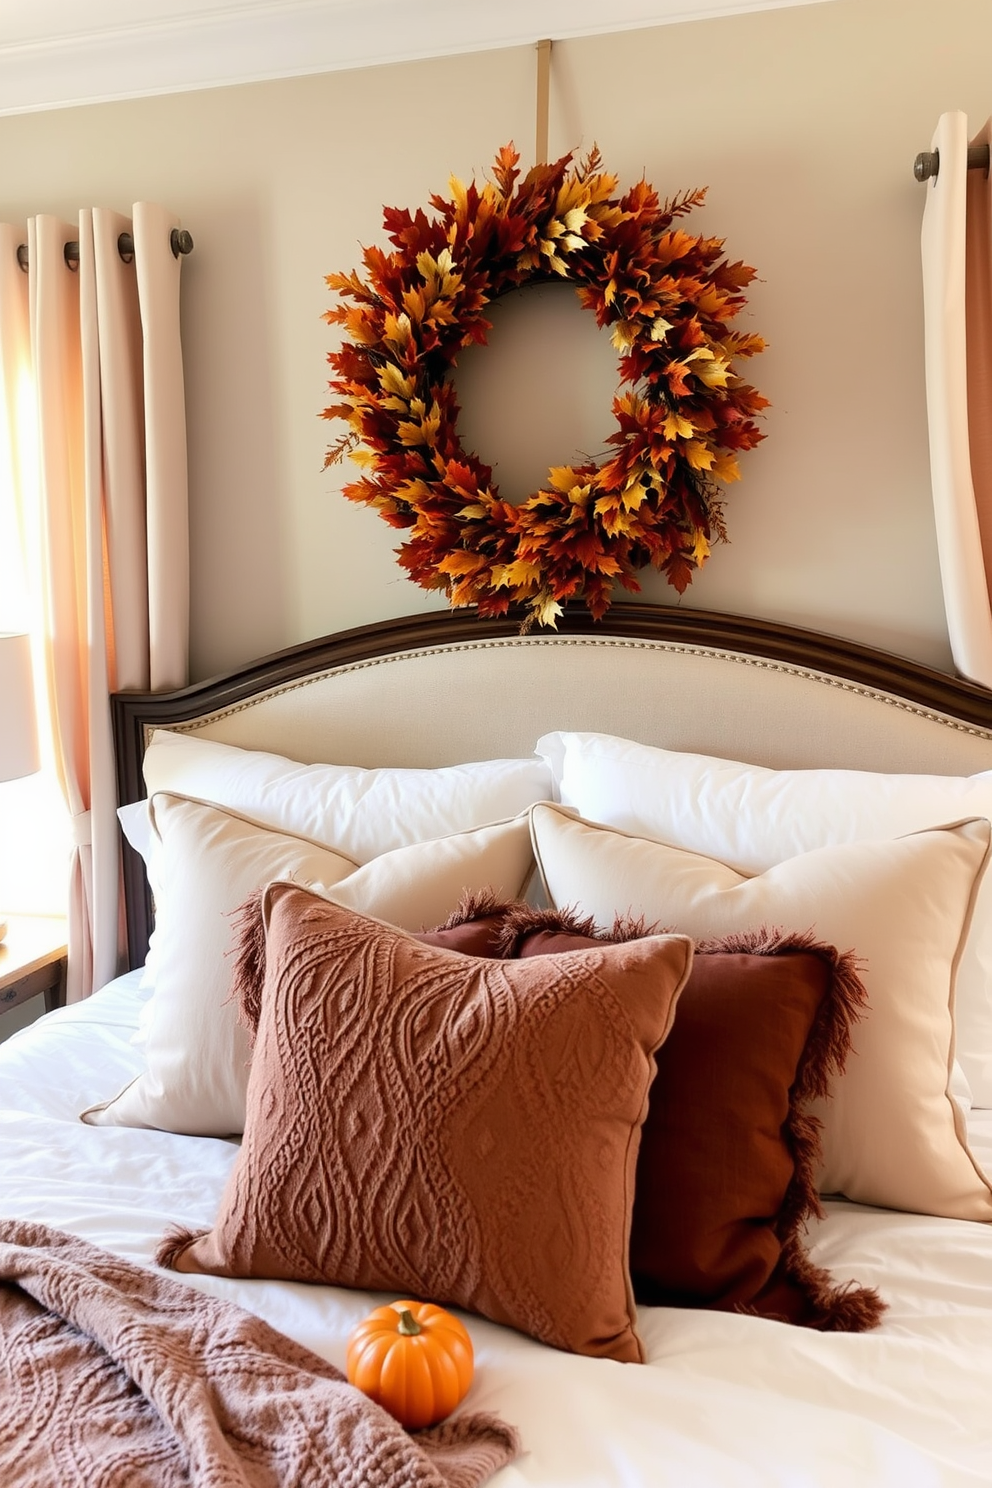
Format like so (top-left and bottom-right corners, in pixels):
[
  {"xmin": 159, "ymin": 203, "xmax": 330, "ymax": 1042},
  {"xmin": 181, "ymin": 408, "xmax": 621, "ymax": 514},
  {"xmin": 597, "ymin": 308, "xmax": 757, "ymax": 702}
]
[{"xmin": 1, "ymin": 975, "xmax": 990, "ymax": 1488}]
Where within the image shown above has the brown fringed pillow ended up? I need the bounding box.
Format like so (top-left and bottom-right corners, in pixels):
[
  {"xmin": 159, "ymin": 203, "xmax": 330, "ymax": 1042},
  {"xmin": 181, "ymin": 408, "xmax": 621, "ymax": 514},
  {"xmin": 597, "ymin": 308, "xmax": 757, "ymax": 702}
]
[
  {"xmin": 416, "ymin": 893, "xmax": 885, "ymax": 1333},
  {"xmin": 158, "ymin": 883, "xmax": 694, "ymax": 1363}
]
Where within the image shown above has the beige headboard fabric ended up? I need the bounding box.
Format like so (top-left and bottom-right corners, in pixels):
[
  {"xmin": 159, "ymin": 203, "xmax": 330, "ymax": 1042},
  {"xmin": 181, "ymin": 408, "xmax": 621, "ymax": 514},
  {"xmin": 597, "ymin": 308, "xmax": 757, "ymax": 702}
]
[{"xmin": 165, "ymin": 636, "xmax": 992, "ymax": 777}]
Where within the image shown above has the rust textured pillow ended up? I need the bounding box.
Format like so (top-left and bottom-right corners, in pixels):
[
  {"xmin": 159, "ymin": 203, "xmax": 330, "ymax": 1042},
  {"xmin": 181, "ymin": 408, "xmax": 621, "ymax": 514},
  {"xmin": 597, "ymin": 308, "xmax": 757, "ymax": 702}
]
[
  {"xmin": 419, "ymin": 897, "xmax": 884, "ymax": 1332},
  {"xmin": 158, "ymin": 884, "xmax": 694, "ymax": 1363}
]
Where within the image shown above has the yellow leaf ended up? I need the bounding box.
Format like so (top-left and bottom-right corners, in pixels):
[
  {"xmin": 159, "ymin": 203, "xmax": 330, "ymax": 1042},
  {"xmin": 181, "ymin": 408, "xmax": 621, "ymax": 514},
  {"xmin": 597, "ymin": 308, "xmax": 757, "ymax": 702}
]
[
  {"xmin": 448, "ymin": 175, "xmax": 468, "ymax": 216},
  {"xmin": 712, "ymin": 453, "xmax": 741, "ymax": 483},
  {"xmin": 694, "ymin": 356, "xmax": 731, "ymax": 389},
  {"xmin": 396, "ymin": 478, "xmax": 432, "ymax": 504},
  {"xmin": 534, "ymin": 592, "xmax": 564, "ymax": 629},
  {"xmin": 396, "ymin": 403, "xmax": 441, "ymax": 448},
  {"xmin": 694, "ymin": 285, "xmax": 729, "ymax": 317},
  {"xmin": 379, "ymin": 364, "xmax": 415, "ymax": 400},
  {"xmin": 619, "ymin": 480, "xmax": 649, "ymax": 511},
  {"xmin": 402, "ymin": 287, "xmax": 427, "ymax": 322},
  {"xmin": 415, "ymin": 247, "xmax": 462, "ymax": 298},
  {"xmin": 691, "ymin": 529, "xmax": 711, "ymax": 565},
  {"xmin": 610, "ymin": 320, "xmax": 638, "ymax": 351},
  {"xmin": 684, "ymin": 440, "xmax": 716, "ymax": 472},
  {"xmin": 492, "ymin": 559, "xmax": 542, "ymax": 590},
  {"xmin": 383, "ymin": 312, "xmax": 412, "ymax": 349},
  {"xmin": 554, "ymin": 179, "xmax": 591, "ymax": 218},
  {"xmin": 649, "ymin": 316, "xmax": 674, "ymax": 342},
  {"xmin": 349, "ymin": 448, "xmax": 377, "ymax": 468},
  {"xmin": 547, "ymin": 466, "xmax": 581, "ymax": 495},
  {"xmin": 663, "ymin": 412, "xmax": 694, "ymax": 440}
]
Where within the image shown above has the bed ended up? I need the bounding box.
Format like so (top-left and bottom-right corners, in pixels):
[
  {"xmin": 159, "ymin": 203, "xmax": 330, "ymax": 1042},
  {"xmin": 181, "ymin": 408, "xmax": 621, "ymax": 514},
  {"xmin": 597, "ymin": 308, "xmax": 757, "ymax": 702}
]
[{"xmin": 1, "ymin": 601, "xmax": 991, "ymax": 1486}]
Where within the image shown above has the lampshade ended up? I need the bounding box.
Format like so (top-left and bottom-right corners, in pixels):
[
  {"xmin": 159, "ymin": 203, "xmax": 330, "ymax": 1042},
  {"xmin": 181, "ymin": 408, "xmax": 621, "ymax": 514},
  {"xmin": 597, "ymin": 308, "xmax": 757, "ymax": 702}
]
[{"xmin": 0, "ymin": 632, "xmax": 40, "ymax": 784}]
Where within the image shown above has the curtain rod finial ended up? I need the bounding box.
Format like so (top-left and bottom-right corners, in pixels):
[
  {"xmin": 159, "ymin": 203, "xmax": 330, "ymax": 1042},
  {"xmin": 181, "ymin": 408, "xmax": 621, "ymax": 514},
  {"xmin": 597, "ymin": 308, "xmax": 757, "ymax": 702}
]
[
  {"xmin": 914, "ymin": 143, "xmax": 990, "ymax": 183},
  {"xmin": 915, "ymin": 150, "xmax": 938, "ymax": 182}
]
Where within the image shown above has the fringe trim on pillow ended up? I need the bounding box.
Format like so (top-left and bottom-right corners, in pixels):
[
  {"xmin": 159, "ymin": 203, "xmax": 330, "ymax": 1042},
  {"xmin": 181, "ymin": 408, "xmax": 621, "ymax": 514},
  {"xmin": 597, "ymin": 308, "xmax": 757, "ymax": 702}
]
[
  {"xmin": 777, "ymin": 1233, "xmax": 886, "ymax": 1332},
  {"xmin": 599, "ymin": 911, "xmax": 664, "ymax": 944},
  {"xmin": 492, "ymin": 903, "xmax": 659, "ymax": 956},
  {"xmin": 425, "ymin": 895, "xmax": 662, "ymax": 953},
  {"xmin": 427, "ymin": 888, "xmax": 519, "ymax": 933},
  {"xmin": 229, "ymin": 890, "xmax": 269, "ymax": 1038},
  {"xmin": 695, "ymin": 926, "xmax": 883, "ymax": 1331},
  {"xmin": 492, "ymin": 903, "xmax": 599, "ymax": 956},
  {"xmin": 695, "ymin": 927, "xmax": 867, "ymax": 1234},
  {"xmin": 155, "ymin": 1224, "xmax": 208, "ymax": 1270}
]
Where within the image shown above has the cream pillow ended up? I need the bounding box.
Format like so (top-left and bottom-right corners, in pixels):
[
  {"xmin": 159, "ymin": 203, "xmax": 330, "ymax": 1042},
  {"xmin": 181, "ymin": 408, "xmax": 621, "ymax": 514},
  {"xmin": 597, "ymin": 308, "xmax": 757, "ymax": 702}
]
[
  {"xmin": 84, "ymin": 794, "xmax": 535, "ymax": 1136},
  {"xmin": 538, "ymin": 731, "xmax": 992, "ymax": 1106},
  {"xmin": 529, "ymin": 801, "xmax": 992, "ymax": 1221}
]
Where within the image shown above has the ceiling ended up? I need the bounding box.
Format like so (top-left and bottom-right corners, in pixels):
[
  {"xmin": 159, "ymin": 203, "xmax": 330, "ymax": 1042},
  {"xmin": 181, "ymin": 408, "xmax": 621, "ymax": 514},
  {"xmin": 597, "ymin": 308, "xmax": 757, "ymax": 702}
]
[{"xmin": 0, "ymin": 0, "xmax": 831, "ymax": 117}]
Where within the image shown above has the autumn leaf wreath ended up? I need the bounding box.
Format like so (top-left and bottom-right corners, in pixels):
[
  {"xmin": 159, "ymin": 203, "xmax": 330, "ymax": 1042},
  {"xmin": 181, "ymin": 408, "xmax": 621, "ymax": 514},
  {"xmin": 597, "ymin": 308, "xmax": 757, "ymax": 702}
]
[{"xmin": 323, "ymin": 144, "xmax": 767, "ymax": 628}]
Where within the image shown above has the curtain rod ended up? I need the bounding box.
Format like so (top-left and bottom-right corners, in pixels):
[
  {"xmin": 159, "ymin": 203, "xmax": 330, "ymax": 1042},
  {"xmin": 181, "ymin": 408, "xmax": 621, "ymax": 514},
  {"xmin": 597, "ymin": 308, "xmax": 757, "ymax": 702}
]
[
  {"xmin": 914, "ymin": 143, "xmax": 990, "ymax": 182},
  {"xmin": 15, "ymin": 226, "xmax": 193, "ymax": 273}
]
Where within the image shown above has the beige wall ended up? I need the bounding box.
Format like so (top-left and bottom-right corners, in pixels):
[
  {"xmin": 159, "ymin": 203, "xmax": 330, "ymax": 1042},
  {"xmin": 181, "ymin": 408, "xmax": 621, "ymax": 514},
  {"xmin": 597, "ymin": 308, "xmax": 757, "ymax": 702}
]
[{"xmin": 1, "ymin": 0, "xmax": 989, "ymax": 679}]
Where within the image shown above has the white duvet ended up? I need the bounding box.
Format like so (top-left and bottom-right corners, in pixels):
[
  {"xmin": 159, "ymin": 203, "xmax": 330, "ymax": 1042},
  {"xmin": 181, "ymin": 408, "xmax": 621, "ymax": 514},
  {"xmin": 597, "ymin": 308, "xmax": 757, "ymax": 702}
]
[{"xmin": 1, "ymin": 976, "xmax": 990, "ymax": 1487}]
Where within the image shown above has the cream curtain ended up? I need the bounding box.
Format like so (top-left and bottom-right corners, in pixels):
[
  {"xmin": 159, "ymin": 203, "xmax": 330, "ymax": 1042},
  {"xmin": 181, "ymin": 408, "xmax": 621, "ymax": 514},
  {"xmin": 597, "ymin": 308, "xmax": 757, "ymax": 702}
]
[
  {"xmin": 921, "ymin": 111, "xmax": 992, "ymax": 687},
  {"xmin": 0, "ymin": 203, "xmax": 189, "ymax": 1000}
]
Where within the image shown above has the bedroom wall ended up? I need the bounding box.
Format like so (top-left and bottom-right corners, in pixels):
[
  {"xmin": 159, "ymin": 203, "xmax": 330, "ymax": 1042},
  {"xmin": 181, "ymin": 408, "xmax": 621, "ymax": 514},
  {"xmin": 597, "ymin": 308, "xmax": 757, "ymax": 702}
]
[{"xmin": 0, "ymin": 0, "xmax": 990, "ymax": 679}]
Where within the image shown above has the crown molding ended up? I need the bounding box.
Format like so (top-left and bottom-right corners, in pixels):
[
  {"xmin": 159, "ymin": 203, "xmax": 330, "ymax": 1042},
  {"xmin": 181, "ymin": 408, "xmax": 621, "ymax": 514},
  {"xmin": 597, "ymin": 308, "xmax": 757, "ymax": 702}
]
[{"xmin": 0, "ymin": 0, "xmax": 831, "ymax": 117}]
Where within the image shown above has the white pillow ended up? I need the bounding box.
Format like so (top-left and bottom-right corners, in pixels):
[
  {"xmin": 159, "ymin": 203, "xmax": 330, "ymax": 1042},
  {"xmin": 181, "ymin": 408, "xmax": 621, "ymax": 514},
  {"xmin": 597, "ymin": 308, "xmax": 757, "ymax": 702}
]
[
  {"xmin": 117, "ymin": 799, "xmax": 153, "ymax": 862},
  {"xmin": 538, "ymin": 731, "xmax": 992, "ymax": 1106},
  {"xmin": 143, "ymin": 730, "xmax": 552, "ymax": 862},
  {"xmin": 84, "ymin": 794, "xmax": 536, "ymax": 1136},
  {"xmin": 530, "ymin": 801, "xmax": 992, "ymax": 1222}
]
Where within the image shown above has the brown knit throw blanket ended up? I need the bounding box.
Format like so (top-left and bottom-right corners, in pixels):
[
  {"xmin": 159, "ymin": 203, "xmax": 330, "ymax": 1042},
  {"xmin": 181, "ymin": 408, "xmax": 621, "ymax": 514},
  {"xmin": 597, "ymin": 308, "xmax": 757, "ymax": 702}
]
[{"xmin": 0, "ymin": 1219, "xmax": 520, "ymax": 1488}]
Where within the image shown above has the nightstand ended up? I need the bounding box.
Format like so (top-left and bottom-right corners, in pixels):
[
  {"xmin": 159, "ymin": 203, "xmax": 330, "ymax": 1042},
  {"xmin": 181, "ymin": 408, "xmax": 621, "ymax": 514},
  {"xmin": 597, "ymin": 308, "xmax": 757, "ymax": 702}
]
[{"xmin": 0, "ymin": 914, "xmax": 68, "ymax": 1017}]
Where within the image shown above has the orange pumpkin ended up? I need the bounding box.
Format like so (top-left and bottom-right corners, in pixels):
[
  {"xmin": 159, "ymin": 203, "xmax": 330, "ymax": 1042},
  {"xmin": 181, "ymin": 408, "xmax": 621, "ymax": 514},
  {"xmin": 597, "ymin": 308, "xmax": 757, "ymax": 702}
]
[{"xmin": 346, "ymin": 1300, "xmax": 474, "ymax": 1430}]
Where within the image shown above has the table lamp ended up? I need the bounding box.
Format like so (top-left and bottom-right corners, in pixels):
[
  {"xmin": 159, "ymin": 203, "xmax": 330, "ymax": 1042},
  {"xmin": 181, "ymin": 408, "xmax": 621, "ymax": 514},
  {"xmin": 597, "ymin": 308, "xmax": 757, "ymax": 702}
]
[{"xmin": 0, "ymin": 632, "xmax": 40, "ymax": 943}]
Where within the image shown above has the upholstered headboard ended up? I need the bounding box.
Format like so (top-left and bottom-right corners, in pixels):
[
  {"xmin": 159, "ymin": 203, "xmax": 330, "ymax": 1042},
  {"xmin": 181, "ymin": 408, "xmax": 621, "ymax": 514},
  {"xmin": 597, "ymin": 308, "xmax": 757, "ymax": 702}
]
[{"xmin": 113, "ymin": 603, "xmax": 992, "ymax": 966}]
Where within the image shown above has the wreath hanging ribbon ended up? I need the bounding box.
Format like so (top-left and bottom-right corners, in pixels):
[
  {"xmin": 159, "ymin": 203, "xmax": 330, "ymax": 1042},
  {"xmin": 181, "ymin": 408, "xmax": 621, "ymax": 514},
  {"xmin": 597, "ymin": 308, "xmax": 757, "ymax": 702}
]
[{"xmin": 323, "ymin": 144, "xmax": 767, "ymax": 628}]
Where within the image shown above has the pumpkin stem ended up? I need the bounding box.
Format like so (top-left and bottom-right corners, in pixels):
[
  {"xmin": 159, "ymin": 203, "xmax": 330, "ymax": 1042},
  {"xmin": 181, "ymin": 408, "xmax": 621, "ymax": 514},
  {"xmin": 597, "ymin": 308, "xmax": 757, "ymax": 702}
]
[{"xmin": 397, "ymin": 1308, "xmax": 422, "ymax": 1336}]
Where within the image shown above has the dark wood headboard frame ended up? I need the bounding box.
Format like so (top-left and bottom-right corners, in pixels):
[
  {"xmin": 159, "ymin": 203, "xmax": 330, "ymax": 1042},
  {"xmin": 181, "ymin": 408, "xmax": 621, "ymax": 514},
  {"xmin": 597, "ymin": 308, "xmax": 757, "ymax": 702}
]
[{"xmin": 111, "ymin": 602, "xmax": 992, "ymax": 970}]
